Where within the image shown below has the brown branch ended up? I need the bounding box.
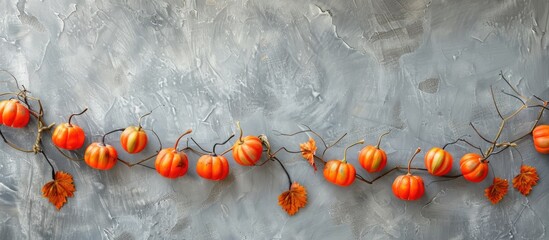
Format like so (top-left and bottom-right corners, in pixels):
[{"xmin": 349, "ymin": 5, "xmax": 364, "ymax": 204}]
[
  {"xmin": 469, "ymin": 122, "xmax": 494, "ymax": 144},
  {"xmin": 491, "ymin": 86, "xmax": 504, "ymax": 119},
  {"xmin": 55, "ymin": 145, "xmax": 84, "ymax": 161}
]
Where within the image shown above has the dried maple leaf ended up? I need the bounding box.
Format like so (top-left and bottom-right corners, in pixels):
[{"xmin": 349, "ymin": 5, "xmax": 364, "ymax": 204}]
[
  {"xmin": 278, "ymin": 182, "xmax": 308, "ymax": 216},
  {"xmin": 42, "ymin": 171, "xmax": 76, "ymax": 210},
  {"xmin": 484, "ymin": 177, "xmax": 509, "ymax": 204},
  {"xmin": 300, "ymin": 137, "xmax": 317, "ymax": 171},
  {"xmin": 513, "ymin": 165, "xmax": 539, "ymax": 196}
]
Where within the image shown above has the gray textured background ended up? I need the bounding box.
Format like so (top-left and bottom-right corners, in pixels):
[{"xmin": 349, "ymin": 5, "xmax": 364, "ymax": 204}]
[{"xmin": 1, "ymin": 0, "xmax": 549, "ymax": 239}]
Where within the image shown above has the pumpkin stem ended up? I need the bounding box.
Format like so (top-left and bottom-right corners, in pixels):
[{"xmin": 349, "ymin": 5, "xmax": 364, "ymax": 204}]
[
  {"xmin": 102, "ymin": 128, "xmax": 125, "ymax": 145},
  {"xmin": 407, "ymin": 148, "xmax": 422, "ymax": 174},
  {"xmin": 212, "ymin": 134, "xmax": 235, "ymax": 156},
  {"xmin": 342, "ymin": 139, "xmax": 365, "ymax": 163},
  {"xmin": 174, "ymin": 129, "xmax": 193, "ymax": 151},
  {"xmin": 137, "ymin": 105, "xmax": 163, "ymax": 129},
  {"xmin": 68, "ymin": 108, "xmax": 88, "ymax": 126},
  {"xmin": 236, "ymin": 121, "xmax": 244, "ymax": 143},
  {"xmin": 375, "ymin": 130, "xmax": 391, "ymax": 149}
]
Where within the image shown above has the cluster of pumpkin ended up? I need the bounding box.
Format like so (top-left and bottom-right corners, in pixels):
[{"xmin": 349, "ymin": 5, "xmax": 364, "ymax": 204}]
[
  {"xmin": 53, "ymin": 116, "xmax": 264, "ymax": 181},
  {"xmin": 322, "ymin": 126, "xmax": 549, "ymax": 201},
  {"xmin": 0, "ymin": 100, "xmax": 264, "ymax": 180}
]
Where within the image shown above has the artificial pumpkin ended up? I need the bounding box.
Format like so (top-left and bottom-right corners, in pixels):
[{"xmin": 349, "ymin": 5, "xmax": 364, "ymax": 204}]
[
  {"xmin": 323, "ymin": 140, "xmax": 364, "ymax": 187},
  {"xmin": 155, "ymin": 129, "xmax": 192, "ymax": 179},
  {"xmin": 84, "ymin": 142, "xmax": 118, "ymax": 170},
  {"xmin": 358, "ymin": 145, "xmax": 387, "ymax": 173},
  {"xmin": 392, "ymin": 174, "xmax": 425, "ymax": 201},
  {"xmin": 120, "ymin": 126, "xmax": 148, "ymax": 154},
  {"xmin": 424, "ymin": 147, "xmax": 453, "ymax": 176},
  {"xmin": 392, "ymin": 147, "xmax": 424, "ymax": 200},
  {"xmin": 232, "ymin": 135, "xmax": 263, "ymax": 166},
  {"xmin": 51, "ymin": 123, "xmax": 86, "ymax": 150},
  {"xmin": 0, "ymin": 99, "xmax": 30, "ymax": 128},
  {"xmin": 460, "ymin": 153, "xmax": 489, "ymax": 182},
  {"xmin": 196, "ymin": 155, "xmax": 230, "ymax": 180},
  {"xmin": 532, "ymin": 125, "xmax": 549, "ymax": 154},
  {"xmin": 155, "ymin": 148, "xmax": 189, "ymax": 178},
  {"xmin": 323, "ymin": 161, "xmax": 356, "ymax": 186}
]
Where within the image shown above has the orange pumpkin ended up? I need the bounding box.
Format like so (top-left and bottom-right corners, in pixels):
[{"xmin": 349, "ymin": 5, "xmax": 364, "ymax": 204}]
[
  {"xmin": 196, "ymin": 155, "xmax": 230, "ymax": 180},
  {"xmin": 392, "ymin": 174, "xmax": 425, "ymax": 200},
  {"xmin": 232, "ymin": 135, "xmax": 263, "ymax": 166},
  {"xmin": 51, "ymin": 123, "xmax": 86, "ymax": 150},
  {"xmin": 120, "ymin": 126, "xmax": 148, "ymax": 154},
  {"xmin": 459, "ymin": 153, "xmax": 488, "ymax": 182},
  {"xmin": 84, "ymin": 142, "xmax": 118, "ymax": 170},
  {"xmin": 323, "ymin": 160, "xmax": 356, "ymax": 186},
  {"xmin": 0, "ymin": 99, "xmax": 30, "ymax": 128},
  {"xmin": 358, "ymin": 145, "xmax": 387, "ymax": 173},
  {"xmin": 155, "ymin": 148, "xmax": 189, "ymax": 178},
  {"xmin": 424, "ymin": 147, "xmax": 453, "ymax": 176},
  {"xmin": 532, "ymin": 125, "xmax": 549, "ymax": 154}
]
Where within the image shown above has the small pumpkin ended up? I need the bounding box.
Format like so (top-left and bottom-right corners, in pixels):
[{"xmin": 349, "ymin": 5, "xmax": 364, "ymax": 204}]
[
  {"xmin": 84, "ymin": 142, "xmax": 118, "ymax": 170},
  {"xmin": 358, "ymin": 146, "xmax": 387, "ymax": 173},
  {"xmin": 196, "ymin": 155, "xmax": 230, "ymax": 180},
  {"xmin": 155, "ymin": 129, "xmax": 192, "ymax": 179},
  {"xmin": 323, "ymin": 140, "xmax": 364, "ymax": 187},
  {"xmin": 51, "ymin": 109, "xmax": 87, "ymax": 150},
  {"xmin": 155, "ymin": 148, "xmax": 189, "ymax": 178},
  {"xmin": 232, "ymin": 122, "xmax": 263, "ymax": 166},
  {"xmin": 232, "ymin": 136, "xmax": 263, "ymax": 166},
  {"xmin": 120, "ymin": 126, "xmax": 148, "ymax": 154},
  {"xmin": 424, "ymin": 147, "xmax": 453, "ymax": 176},
  {"xmin": 358, "ymin": 131, "xmax": 390, "ymax": 173},
  {"xmin": 0, "ymin": 99, "xmax": 30, "ymax": 128},
  {"xmin": 392, "ymin": 174, "xmax": 425, "ymax": 201},
  {"xmin": 392, "ymin": 148, "xmax": 424, "ymax": 201},
  {"xmin": 532, "ymin": 125, "xmax": 549, "ymax": 154},
  {"xmin": 323, "ymin": 160, "xmax": 356, "ymax": 186},
  {"xmin": 52, "ymin": 123, "xmax": 86, "ymax": 150},
  {"xmin": 459, "ymin": 153, "xmax": 489, "ymax": 182}
]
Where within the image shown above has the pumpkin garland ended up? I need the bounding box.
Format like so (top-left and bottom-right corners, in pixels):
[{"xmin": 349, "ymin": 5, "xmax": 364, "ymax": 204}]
[{"xmin": 1, "ymin": 70, "xmax": 549, "ymax": 214}]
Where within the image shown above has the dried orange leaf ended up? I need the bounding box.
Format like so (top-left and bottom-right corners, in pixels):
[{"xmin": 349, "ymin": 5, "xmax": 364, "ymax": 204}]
[
  {"xmin": 278, "ymin": 182, "xmax": 308, "ymax": 216},
  {"xmin": 513, "ymin": 165, "xmax": 539, "ymax": 196},
  {"xmin": 300, "ymin": 137, "xmax": 317, "ymax": 171},
  {"xmin": 484, "ymin": 177, "xmax": 508, "ymax": 204},
  {"xmin": 42, "ymin": 171, "xmax": 76, "ymax": 210}
]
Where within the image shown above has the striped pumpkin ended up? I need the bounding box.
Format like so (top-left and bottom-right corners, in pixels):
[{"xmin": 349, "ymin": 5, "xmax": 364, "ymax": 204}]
[
  {"xmin": 424, "ymin": 147, "xmax": 453, "ymax": 176},
  {"xmin": 323, "ymin": 160, "xmax": 356, "ymax": 187},
  {"xmin": 232, "ymin": 136, "xmax": 263, "ymax": 166},
  {"xmin": 120, "ymin": 126, "xmax": 148, "ymax": 154},
  {"xmin": 358, "ymin": 145, "xmax": 387, "ymax": 173},
  {"xmin": 392, "ymin": 174, "xmax": 425, "ymax": 200},
  {"xmin": 84, "ymin": 142, "xmax": 118, "ymax": 170},
  {"xmin": 459, "ymin": 153, "xmax": 488, "ymax": 182},
  {"xmin": 155, "ymin": 148, "xmax": 189, "ymax": 178}
]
